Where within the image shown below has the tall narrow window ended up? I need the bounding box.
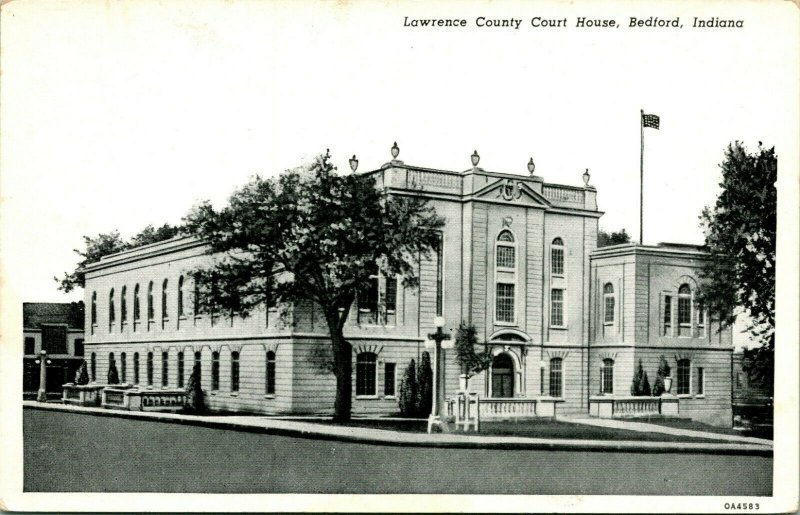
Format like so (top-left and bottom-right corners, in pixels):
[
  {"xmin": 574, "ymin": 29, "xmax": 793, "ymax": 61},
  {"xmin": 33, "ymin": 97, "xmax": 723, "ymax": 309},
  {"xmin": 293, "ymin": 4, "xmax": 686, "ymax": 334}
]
[
  {"xmin": 358, "ymin": 265, "xmax": 379, "ymax": 325},
  {"xmin": 231, "ymin": 351, "xmax": 240, "ymax": 392},
  {"xmin": 385, "ymin": 275, "xmax": 397, "ymax": 325},
  {"xmin": 265, "ymin": 351, "xmax": 276, "ymax": 395},
  {"xmin": 193, "ymin": 273, "xmax": 201, "ymax": 319},
  {"xmin": 108, "ymin": 353, "xmax": 115, "ymax": 382},
  {"xmin": 161, "ymin": 279, "xmax": 169, "ymax": 327},
  {"xmin": 603, "ymin": 283, "xmax": 615, "ymax": 324},
  {"xmin": 678, "ymin": 284, "xmax": 692, "ymax": 336},
  {"xmin": 663, "ymin": 295, "xmax": 672, "ymax": 336},
  {"xmin": 91, "ymin": 352, "xmax": 96, "ymax": 382},
  {"xmin": 600, "ymin": 358, "xmax": 614, "ymax": 394},
  {"xmin": 177, "ymin": 351, "xmax": 184, "ymax": 387},
  {"xmin": 162, "ymin": 351, "xmax": 169, "ymax": 387},
  {"xmin": 551, "ymin": 237, "xmax": 565, "ymax": 276},
  {"xmin": 24, "ymin": 337, "xmax": 35, "ymax": 355},
  {"xmin": 551, "ymin": 288, "xmax": 564, "ymax": 327},
  {"xmin": 549, "ymin": 358, "xmax": 563, "ymax": 397},
  {"xmin": 108, "ymin": 289, "xmax": 115, "ymax": 331},
  {"xmin": 496, "ymin": 230, "xmax": 516, "ymax": 269},
  {"xmin": 178, "ymin": 276, "xmax": 185, "ymax": 318},
  {"xmin": 74, "ymin": 338, "xmax": 84, "ymax": 356},
  {"xmin": 696, "ymin": 301, "xmax": 706, "ymax": 337},
  {"xmin": 676, "ymin": 359, "xmax": 690, "ymax": 395},
  {"xmin": 90, "ymin": 291, "xmax": 97, "ymax": 328},
  {"xmin": 194, "ymin": 351, "xmax": 201, "ymax": 374},
  {"xmin": 435, "ymin": 232, "xmax": 444, "ymax": 316},
  {"xmin": 211, "ymin": 351, "xmax": 220, "ymax": 391},
  {"xmin": 697, "ymin": 367, "xmax": 705, "ymax": 395},
  {"xmin": 496, "ymin": 283, "xmax": 515, "ymax": 323},
  {"xmin": 147, "ymin": 281, "xmax": 154, "ymax": 325},
  {"xmin": 133, "ymin": 353, "xmax": 140, "ymax": 384},
  {"xmin": 121, "ymin": 352, "xmax": 127, "ymax": 383},
  {"xmin": 133, "ymin": 283, "xmax": 141, "ymax": 330},
  {"xmin": 120, "ymin": 285, "xmax": 127, "ymax": 327},
  {"xmin": 146, "ymin": 352, "xmax": 153, "ymax": 386},
  {"xmin": 356, "ymin": 352, "xmax": 377, "ymax": 396},
  {"xmin": 384, "ymin": 363, "xmax": 396, "ymax": 396}
]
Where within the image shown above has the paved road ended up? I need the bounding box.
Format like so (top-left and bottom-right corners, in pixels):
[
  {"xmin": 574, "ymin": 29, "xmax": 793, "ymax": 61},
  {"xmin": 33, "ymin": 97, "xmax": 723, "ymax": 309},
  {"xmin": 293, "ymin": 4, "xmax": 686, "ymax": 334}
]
[{"xmin": 23, "ymin": 409, "xmax": 772, "ymax": 495}]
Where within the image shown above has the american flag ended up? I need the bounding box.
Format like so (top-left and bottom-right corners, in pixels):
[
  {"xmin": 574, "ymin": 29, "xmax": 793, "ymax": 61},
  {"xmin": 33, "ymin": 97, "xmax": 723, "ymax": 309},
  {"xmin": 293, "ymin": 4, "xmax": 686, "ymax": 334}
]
[{"xmin": 642, "ymin": 113, "xmax": 660, "ymax": 129}]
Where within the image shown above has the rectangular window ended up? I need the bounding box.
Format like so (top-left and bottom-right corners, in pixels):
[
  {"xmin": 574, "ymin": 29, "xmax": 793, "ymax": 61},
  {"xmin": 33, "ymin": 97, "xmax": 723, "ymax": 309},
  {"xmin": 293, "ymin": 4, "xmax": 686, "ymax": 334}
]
[
  {"xmin": 356, "ymin": 353, "xmax": 377, "ymax": 396},
  {"xmin": 551, "ymin": 247, "xmax": 564, "ymax": 276},
  {"xmin": 161, "ymin": 352, "xmax": 169, "ymax": 387},
  {"xmin": 551, "ymin": 288, "xmax": 564, "ymax": 327},
  {"xmin": 496, "ymin": 283, "xmax": 515, "ymax": 323},
  {"xmin": 231, "ymin": 352, "xmax": 240, "ymax": 392},
  {"xmin": 74, "ymin": 338, "xmax": 84, "ymax": 356},
  {"xmin": 676, "ymin": 360, "xmax": 690, "ymax": 395},
  {"xmin": 549, "ymin": 359, "xmax": 563, "ymax": 397},
  {"xmin": 601, "ymin": 362, "xmax": 614, "ymax": 394},
  {"xmin": 265, "ymin": 352, "xmax": 276, "ymax": 395},
  {"xmin": 24, "ymin": 337, "xmax": 35, "ymax": 355},
  {"xmin": 496, "ymin": 246, "xmax": 515, "ymax": 269},
  {"xmin": 177, "ymin": 352, "xmax": 184, "ymax": 388},
  {"xmin": 604, "ymin": 296, "xmax": 615, "ymax": 324},
  {"xmin": 697, "ymin": 303, "xmax": 705, "ymax": 326},
  {"xmin": 146, "ymin": 353, "xmax": 153, "ymax": 386},
  {"xmin": 663, "ymin": 295, "xmax": 672, "ymax": 336},
  {"xmin": 358, "ymin": 273, "xmax": 379, "ymax": 325},
  {"xmin": 678, "ymin": 297, "xmax": 692, "ymax": 326},
  {"xmin": 384, "ymin": 363, "xmax": 396, "ymax": 397},
  {"xmin": 211, "ymin": 353, "xmax": 220, "ymax": 391},
  {"xmin": 697, "ymin": 367, "xmax": 705, "ymax": 395},
  {"xmin": 121, "ymin": 353, "xmax": 127, "ymax": 383},
  {"xmin": 134, "ymin": 354, "xmax": 140, "ymax": 385},
  {"xmin": 41, "ymin": 325, "xmax": 67, "ymax": 354},
  {"xmin": 435, "ymin": 232, "xmax": 443, "ymax": 317}
]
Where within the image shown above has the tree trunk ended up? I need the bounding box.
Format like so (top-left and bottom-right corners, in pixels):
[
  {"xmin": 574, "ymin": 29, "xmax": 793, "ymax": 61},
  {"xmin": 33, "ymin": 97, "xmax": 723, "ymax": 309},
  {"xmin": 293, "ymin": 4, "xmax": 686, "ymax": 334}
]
[{"xmin": 327, "ymin": 314, "xmax": 352, "ymax": 422}]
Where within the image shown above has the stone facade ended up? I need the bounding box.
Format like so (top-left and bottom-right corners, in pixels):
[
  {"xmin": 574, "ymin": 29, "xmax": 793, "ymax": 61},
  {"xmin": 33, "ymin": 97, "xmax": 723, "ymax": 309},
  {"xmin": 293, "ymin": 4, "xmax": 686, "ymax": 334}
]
[{"xmin": 80, "ymin": 158, "xmax": 734, "ymax": 425}]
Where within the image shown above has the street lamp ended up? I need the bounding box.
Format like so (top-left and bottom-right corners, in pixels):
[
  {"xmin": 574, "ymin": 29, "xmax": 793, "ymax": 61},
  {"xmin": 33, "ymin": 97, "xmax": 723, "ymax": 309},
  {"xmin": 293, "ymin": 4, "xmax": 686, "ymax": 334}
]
[
  {"xmin": 427, "ymin": 316, "xmax": 452, "ymax": 433},
  {"xmin": 34, "ymin": 350, "xmax": 52, "ymax": 402}
]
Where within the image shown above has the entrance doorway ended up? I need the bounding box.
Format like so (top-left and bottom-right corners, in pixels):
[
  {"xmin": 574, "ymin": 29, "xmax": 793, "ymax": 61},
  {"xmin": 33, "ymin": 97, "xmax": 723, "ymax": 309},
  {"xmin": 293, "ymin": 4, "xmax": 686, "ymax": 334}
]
[{"xmin": 491, "ymin": 353, "xmax": 514, "ymax": 398}]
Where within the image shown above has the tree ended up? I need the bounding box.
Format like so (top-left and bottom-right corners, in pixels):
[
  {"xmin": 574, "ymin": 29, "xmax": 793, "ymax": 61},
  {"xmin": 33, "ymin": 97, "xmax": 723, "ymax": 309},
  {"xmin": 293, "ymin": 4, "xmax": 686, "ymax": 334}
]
[
  {"xmin": 652, "ymin": 355, "xmax": 671, "ymax": 396},
  {"xmin": 399, "ymin": 359, "xmax": 418, "ymax": 417},
  {"xmin": 75, "ymin": 361, "xmax": 90, "ymax": 385},
  {"xmin": 698, "ymin": 142, "xmax": 776, "ymax": 394},
  {"xmin": 183, "ymin": 152, "xmax": 445, "ymax": 421},
  {"xmin": 185, "ymin": 363, "xmax": 206, "ymax": 413},
  {"xmin": 453, "ymin": 322, "xmax": 491, "ymax": 387},
  {"xmin": 56, "ymin": 224, "xmax": 183, "ymax": 292},
  {"xmin": 107, "ymin": 360, "xmax": 120, "ymax": 385},
  {"xmin": 416, "ymin": 351, "xmax": 433, "ymax": 418},
  {"xmin": 597, "ymin": 228, "xmax": 631, "ymax": 247},
  {"xmin": 630, "ymin": 359, "xmax": 651, "ymax": 396}
]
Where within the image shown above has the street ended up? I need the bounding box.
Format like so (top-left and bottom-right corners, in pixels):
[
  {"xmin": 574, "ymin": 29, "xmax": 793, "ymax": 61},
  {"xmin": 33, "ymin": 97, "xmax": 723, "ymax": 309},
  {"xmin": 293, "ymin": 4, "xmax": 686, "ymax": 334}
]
[{"xmin": 23, "ymin": 409, "xmax": 772, "ymax": 495}]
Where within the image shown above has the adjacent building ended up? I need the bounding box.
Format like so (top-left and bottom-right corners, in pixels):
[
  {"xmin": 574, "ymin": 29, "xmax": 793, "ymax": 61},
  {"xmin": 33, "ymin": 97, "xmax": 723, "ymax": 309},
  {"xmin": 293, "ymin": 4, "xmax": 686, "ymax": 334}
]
[
  {"xmin": 79, "ymin": 151, "xmax": 734, "ymax": 425},
  {"xmin": 23, "ymin": 302, "xmax": 85, "ymax": 395}
]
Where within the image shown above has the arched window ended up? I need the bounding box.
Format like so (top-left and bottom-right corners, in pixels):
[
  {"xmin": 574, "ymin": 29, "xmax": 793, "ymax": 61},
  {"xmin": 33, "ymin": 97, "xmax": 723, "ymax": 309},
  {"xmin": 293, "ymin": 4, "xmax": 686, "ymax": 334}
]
[
  {"xmin": 211, "ymin": 351, "xmax": 220, "ymax": 391},
  {"xmin": 549, "ymin": 358, "xmax": 563, "ymax": 397},
  {"xmin": 108, "ymin": 352, "xmax": 116, "ymax": 382},
  {"xmin": 161, "ymin": 279, "xmax": 169, "ymax": 324},
  {"xmin": 356, "ymin": 352, "xmax": 377, "ymax": 396},
  {"xmin": 177, "ymin": 351, "xmax": 184, "ymax": 388},
  {"xmin": 178, "ymin": 276, "xmax": 185, "ymax": 318},
  {"xmin": 603, "ymin": 283, "xmax": 615, "ymax": 324},
  {"xmin": 90, "ymin": 352, "xmax": 96, "ymax": 382},
  {"xmin": 91, "ymin": 291, "xmax": 97, "ymax": 325},
  {"xmin": 496, "ymin": 230, "xmax": 516, "ymax": 269},
  {"xmin": 133, "ymin": 284, "xmax": 141, "ymax": 329},
  {"xmin": 108, "ymin": 289, "xmax": 115, "ymax": 331},
  {"xmin": 231, "ymin": 351, "xmax": 240, "ymax": 392},
  {"xmin": 676, "ymin": 359, "xmax": 691, "ymax": 395},
  {"xmin": 266, "ymin": 351, "xmax": 276, "ymax": 395},
  {"xmin": 600, "ymin": 358, "xmax": 614, "ymax": 394},
  {"xmin": 133, "ymin": 352, "xmax": 140, "ymax": 384},
  {"xmin": 147, "ymin": 281, "xmax": 154, "ymax": 321},
  {"xmin": 678, "ymin": 283, "xmax": 692, "ymax": 334},
  {"xmin": 121, "ymin": 352, "xmax": 127, "ymax": 383},
  {"xmin": 120, "ymin": 285, "xmax": 128, "ymax": 327},
  {"xmin": 146, "ymin": 352, "xmax": 154, "ymax": 386},
  {"xmin": 491, "ymin": 353, "xmax": 514, "ymax": 398},
  {"xmin": 551, "ymin": 237, "xmax": 565, "ymax": 276},
  {"xmin": 161, "ymin": 351, "xmax": 169, "ymax": 387}
]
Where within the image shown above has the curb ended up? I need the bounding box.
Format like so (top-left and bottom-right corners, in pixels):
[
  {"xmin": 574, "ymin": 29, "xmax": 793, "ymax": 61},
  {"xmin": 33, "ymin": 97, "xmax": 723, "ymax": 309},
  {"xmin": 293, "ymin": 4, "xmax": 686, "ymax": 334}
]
[{"xmin": 23, "ymin": 402, "xmax": 774, "ymax": 457}]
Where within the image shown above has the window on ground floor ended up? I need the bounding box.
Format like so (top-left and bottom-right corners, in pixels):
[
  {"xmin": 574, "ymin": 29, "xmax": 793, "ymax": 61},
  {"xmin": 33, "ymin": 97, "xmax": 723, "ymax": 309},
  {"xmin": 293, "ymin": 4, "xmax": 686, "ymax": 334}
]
[
  {"xmin": 384, "ymin": 362, "xmax": 396, "ymax": 397},
  {"xmin": 231, "ymin": 351, "xmax": 240, "ymax": 392},
  {"xmin": 211, "ymin": 351, "xmax": 220, "ymax": 391},
  {"xmin": 24, "ymin": 337, "xmax": 34, "ymax": 355},
  {"xmin": 600, "ymin": 358, "xmax": 614, "ymax": 394},
  {"xmin": 146, "ymin": 352, "xmax": 153, "ymax": 386},
  {"xmin": 677, "ymin": 359, "xmax": 690, "ymax": 395},
  {"xmin": 697, "ymin": 367, "xmax": 705, "ymax": 395},
  {"xmin": 161, "ymin": 351, "xmax": 169, "ymax": 387},
  {"xmin": 91, "ymin": 352, "xmax": 96, "ymax": 382},
  {"xmin": 133, "ymin": 353, "xmax": 140, "ymax": 384},
  {"xmin": 549, "ymin": 358, "xmax": 563, "ymax": 397},
  {"xmin": 177, "ymin": 351, "xmax": 184, "ymax": 388},
  {"xmin": 265, "ymin": 351, "xmax": 276, "ymax": 395},
  {"xmin": 356, "ymin": 352, "xmax": 377, "ymax": 396},
  {"xmin": 121, "ymin": 352, "xmax": 127, "ymax": 383}
]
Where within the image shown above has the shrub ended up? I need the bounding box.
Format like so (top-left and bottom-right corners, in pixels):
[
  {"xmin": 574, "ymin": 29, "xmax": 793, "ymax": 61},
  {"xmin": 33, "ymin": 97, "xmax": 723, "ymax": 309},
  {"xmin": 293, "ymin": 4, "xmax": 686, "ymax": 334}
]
[
  {"xmin": 107, "ymin": 361, "xmax": 120, "ymax": 384},
  {"xmin": 630, "ymin": 359, "xmax": 651, "ymax": 396},
  {"xmin": 75, "ymin": 361, "xmax": 90, "ymax": 385},
  {"xmin": 652, "ymin": 355, "xmax": 671, "ymax": 396},
  {"xmin": 398, "ymin": 359, "xmax": 417, "ymax": 417},
  {"xmin": 454, "ymin": 322, "xmax": 491, "ymax": 382},
  {"xmin": 416, "ymin": 351, "xmax": 433, "ymax": 418},
  {"xmin": 184, "ymin": 363, "xmax": 206, "ymax": 413}
]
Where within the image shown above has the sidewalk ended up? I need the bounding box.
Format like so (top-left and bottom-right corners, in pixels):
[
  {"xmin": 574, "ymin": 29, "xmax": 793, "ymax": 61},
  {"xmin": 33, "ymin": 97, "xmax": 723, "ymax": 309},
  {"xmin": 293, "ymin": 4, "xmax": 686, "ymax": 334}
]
[
  {"xmin": 561, "ymin": 415, "xmax": 772, "ymax": 446},
  {"xmin": 23, "ymin": 401, "xmax": 772, "ymax": 456}
]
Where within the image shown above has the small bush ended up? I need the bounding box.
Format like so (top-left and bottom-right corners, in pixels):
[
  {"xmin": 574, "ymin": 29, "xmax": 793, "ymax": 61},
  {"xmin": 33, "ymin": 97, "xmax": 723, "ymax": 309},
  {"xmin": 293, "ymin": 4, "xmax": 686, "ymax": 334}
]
[
  {"xmin": 652, "ymin": 355, "xmax": 671, "ymax": 396},
  {"xmin": 416, "ymin": 351, "xmax": 433, "ymax": 418},
  {"xmin": 184, "ymin": 364, "xmax": 206, "ymax": 413},
  {"xmin": 107, "ymin": 361, "xmax": 120, "ymax": 384},
  {"xmin": 75, "ymin": 361, "xmax": 90, "ymax": 385},
  {"xmin": 398, "ymin": 359, "xmax": 417, "ymax": 417},
  {"xmin": 630, "ymin": 359, "xmax": 651, "ymax": 396}
]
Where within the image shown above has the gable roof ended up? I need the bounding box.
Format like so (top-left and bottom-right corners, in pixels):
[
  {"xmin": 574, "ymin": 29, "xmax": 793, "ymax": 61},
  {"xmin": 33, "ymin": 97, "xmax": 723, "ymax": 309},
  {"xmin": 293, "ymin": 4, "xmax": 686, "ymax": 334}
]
[{"xmin": 23, "ymin": 302, "xmax": 85, "ymax": 330}]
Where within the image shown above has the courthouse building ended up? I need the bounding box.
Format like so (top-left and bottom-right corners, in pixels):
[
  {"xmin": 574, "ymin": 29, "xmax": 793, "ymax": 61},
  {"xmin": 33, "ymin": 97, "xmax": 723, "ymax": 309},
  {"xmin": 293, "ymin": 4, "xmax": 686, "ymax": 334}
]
[{"xmin": 81, "ymin": 150, "xmax": 733, "ymax": 425}]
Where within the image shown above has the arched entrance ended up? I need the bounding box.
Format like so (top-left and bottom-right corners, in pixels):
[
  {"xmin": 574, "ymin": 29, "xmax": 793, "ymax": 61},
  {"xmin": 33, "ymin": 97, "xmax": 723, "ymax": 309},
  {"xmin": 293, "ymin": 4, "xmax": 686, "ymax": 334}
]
[{"xmin": 492, "ymin": 353, "xmax": 514, "ymax": 398}]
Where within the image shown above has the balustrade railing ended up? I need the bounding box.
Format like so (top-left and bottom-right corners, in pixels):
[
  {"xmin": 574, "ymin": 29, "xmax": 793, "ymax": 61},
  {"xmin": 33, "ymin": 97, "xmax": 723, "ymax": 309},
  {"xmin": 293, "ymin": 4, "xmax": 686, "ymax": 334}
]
[{"xmin": 589, "ymin": 395, "xmax": 678, "ymax": 419}]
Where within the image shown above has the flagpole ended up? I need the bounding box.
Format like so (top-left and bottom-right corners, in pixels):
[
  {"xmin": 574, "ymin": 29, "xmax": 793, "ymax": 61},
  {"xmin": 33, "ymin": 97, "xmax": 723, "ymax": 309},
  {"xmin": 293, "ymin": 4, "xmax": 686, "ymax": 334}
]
[{"xmin": 639, "ymin": 109, "xmax": 644, "ymax": 245}]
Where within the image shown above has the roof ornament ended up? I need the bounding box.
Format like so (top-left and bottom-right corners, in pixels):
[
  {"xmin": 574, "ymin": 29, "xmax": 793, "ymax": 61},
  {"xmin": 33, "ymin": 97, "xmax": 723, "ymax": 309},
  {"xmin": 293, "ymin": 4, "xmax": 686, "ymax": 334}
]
[
  {"xmin": 391, "ymin": 141, "xmax": 400, "ymax": 159},
  {"xmin": 527, "ymin": 157, "xmax": 536, "ymax": 175},
  {"xmin": 471, "ymin": 150, "xmax": 480, "ymax": 168},
  {"xmin": 582, "ymin": 168, "xmax": 591, "ymax": 187}
]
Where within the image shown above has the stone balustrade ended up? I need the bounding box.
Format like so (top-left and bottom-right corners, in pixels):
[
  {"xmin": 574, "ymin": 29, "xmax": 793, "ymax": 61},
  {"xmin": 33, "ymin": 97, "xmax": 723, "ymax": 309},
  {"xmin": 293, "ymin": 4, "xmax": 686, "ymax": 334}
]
[
  {"xmin": 448, "ymin": 395, "xmax": 562, "ymax": 427},
  {"xmin": 589, "ymin": 395, "xmax": 680, "ymax": 419},
  {"xmin": 62, "ymin": 383, "xmax": 105, "ymax": 407},
  {"xmin": 101, "ymin": 387, "xmax": 186, "ymax": 412}
]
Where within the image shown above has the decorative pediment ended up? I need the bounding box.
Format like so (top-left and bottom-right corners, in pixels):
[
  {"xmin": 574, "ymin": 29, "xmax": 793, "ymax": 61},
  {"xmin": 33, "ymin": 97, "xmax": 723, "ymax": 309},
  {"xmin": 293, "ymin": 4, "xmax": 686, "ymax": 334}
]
[
  {"xmin": 674, "ymin": 352, "xmax": 693, "ymax": 362},
  {"xmin": 259, "ymin": 342, "xmax": 280, "ymax": 354},
  {"xmin": 546, "ymin": 350, "xmax": 570, "ymax": 360},
  {"xmin": 598, "ymin": 351, "xmax": 618, "ymax": 361},
  {"xmin": 473, "ymin": 179, "xmax": 552, "ymax": 207},
  {"xmin": 353, "ymin": 344, "xmax": 383, "ymax": 356}
]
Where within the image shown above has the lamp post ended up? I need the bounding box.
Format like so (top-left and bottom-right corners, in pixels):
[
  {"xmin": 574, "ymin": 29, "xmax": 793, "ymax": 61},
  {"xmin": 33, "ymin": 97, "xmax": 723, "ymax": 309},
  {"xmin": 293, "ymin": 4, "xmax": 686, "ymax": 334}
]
[
  {"xmin": 425, "ymin": 316, "xmax": 452, "ymax": 433},
  {"xmin": 35, "ymin": 350, "xmax": 52, "ymax": 402}
]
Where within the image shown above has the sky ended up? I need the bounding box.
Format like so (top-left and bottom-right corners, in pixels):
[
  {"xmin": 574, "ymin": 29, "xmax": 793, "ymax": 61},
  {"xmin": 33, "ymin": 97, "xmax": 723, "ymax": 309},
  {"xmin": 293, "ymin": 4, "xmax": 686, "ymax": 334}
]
[{"xmin": 2, "ymin": 0, "xmax": 797, "ymax": 350}]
